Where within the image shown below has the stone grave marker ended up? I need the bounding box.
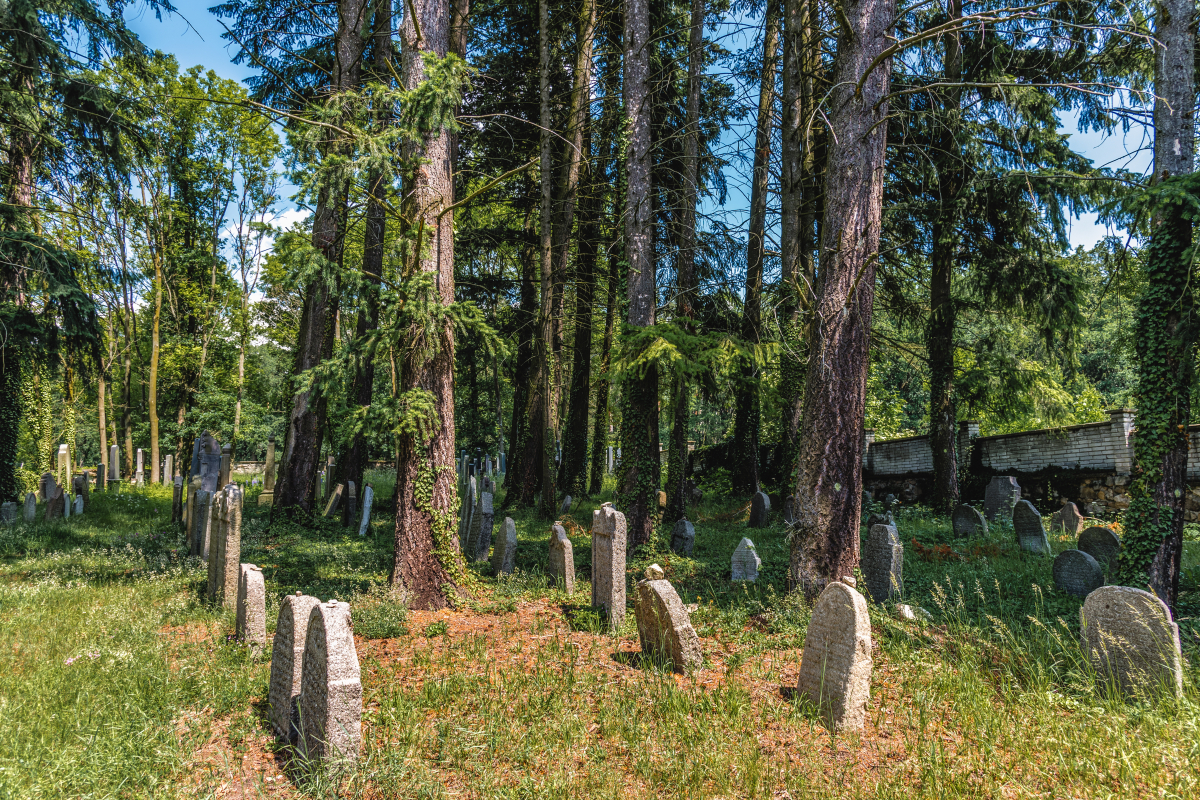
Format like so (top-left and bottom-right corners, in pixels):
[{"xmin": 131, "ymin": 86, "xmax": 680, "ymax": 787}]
[
  {"xmin": 591, "ymin": 503, "xmax": 627, "ymax": 630},
  {"xmin": 45, "ymin": 481, "xmax": 65, "ymax": 521},
  {"xmin": 269, "ymin": 592, "xmax": 321, "ymax": 741},
  {"xmin": 0, "ymin": 502, "xmax": 16, "ymax": 524},
  {"xmin": 748, "ymin": 491, "xmax": 771, "ymax": 528},
  {"xmin": 23, "ymin": 492, "xmax": 36, "ymax": 522},
  {"xmin": 299, "ymin": 600, "xmax": 362, "ymax": 766},
  {"xmin": 671, "ymin": 519, "xmax": 695, "ymax": 557},
  {"xmin": 1012, "ymin": 499, "xmax": 1051, "ymax": 556},
  {"xmin": 62, "ymin": 490, "xmax": 71, "ymax": 518},
  {"xmin": 72, "ymin": 496, "xmax": 83, "ymax": 515},
  {"xmin": 560, "ymin": 495, "xmax": 572, "ymax": 516},
  {"xmin": 731, "ymin": 537, "xmax": 760, "ymax": 581},
  {"xmin": 883, "ymin": 493, "xmax": 896, "ymax": 510},
  {"xmin": 208, "ymin": 484, "xmax": 243, "ymax": 607},
  {"xmin": 1049, "ymin": 501, "xmax": 1086, "ymax": 536},
  {"xmin": 862, "ymin": 523, "xmax": 903, "ymax": 603},
  {"xmin": 345, "ymin": 481, "xmax": 357, "ymax": 526},
  {"xmin": 95, "ymin": 463, "xmax": 105, "ymax": 492},
  {"xmin": 358, "ymin": 485, "xmax": 374, "ymax": 537},
  {"xmin": 71, "ymin": 475, "xmax": 88, "ymax": 512},
  {"xmin": 136, "ymin": 448, "xmax": 145, "ymax": 486},
  {"xmin": 458, "ymin": 476, "xmax": 476, "ymax": 552},
  {"xmin": 984, "ymin": 476, "xmax": 1021, "ymax": 521},
  {"xmin": 39, "ymin": 471, "xmax": 54, "ymax": 501},
  {"xmin": 1078, "ymin": 526, "xmax": 1121, "ymax": 570},
  {"xmin": 259, "ymin": 435, "xmax": 276, "ymax": 506},
  {"xmin": 108, "ymin": 445, "xmax": 120, "ymax": 486},
  {"xmin": 549, "ymin": 524, "xmax": 575, "ymax": 593},
  {"xmin": 236, "ymin": 564, "xmax": 266, "ymax": 645},
  {"xmin": 171, "ymin": 476, "xmax": 183, "ymax": 524},
  {"xmin": 164, "ymin": 454, "xmax": 174, "ymax": 485},
  {"xmin": 796, "ymin": 581, "xmax": 872, "ymax": 731},
  {"xmin": 218, "ymin": 444, "xmax": 233, "ymax": 490},
  {"xmin": 1081, "ymin": 586, "xmax": 1183, "ymax": 699},
  {"xmin": 783, "ymin": 495, "xmax": 796, "ymax": 525},
  {"xmin": 635, "ymin": 568, "xmax": 702, "ymax": 673},
  {"xmin": 1052, "ymin": 549, "xmax": 1103, "ymax": 598},
  {"xmin": 657, "ymin": 490, "xmax": 667, "ymax": 510},
  {"xmin": 323, "ymin": 483, "xmax": 344, "ymax": 518},
  {"xmin": 190, "ymin": 488, "xmax": 213, "ymax": 559},
  {"xmin": 57, "ymin": 443, "xmax": 70, "ymax": 485},
  {"xmin": 323, "ymin": 456, "xmax": 336, "ymax": 501},
  {"xmin": 469, "ymin": 491, "xmax": 494, "ymax": 562},
  {"xmin": 952, "ymin": 504, "xmax": 987, "ymax": 538},
  {"xmin": 492, "ymin": 516, "xmax": 517, "ymax": 575},
  {"xmin": 866, "ymin": 511, "xmax": 895, "ymax": 529},
  {"xmin": 185, "ymin": 477, "xmax": 200, "ymax": 540}
]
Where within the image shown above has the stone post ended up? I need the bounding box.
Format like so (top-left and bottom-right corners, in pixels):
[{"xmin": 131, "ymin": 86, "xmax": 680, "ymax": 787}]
[
  {"xmin": 108, "ymin": 445, "xmax": 120, "ymax": 485},
  {"xmin": 591, "ymin": 503, "xmax": 627, "ymax": 631},
  {"xmin": 218, "ymin": 443, "xmax": 233, "ymax": 489},
  {"xmin": 862, "ymin": 429, "xmax": 875, "ymax": 472},
  {"xmin": 1107, "ymin": 408, "xmax": 1136, "ymax": 475},
  {"xmin": 135, "ymin": 448, "xmax": 144, "ymax": 486}
]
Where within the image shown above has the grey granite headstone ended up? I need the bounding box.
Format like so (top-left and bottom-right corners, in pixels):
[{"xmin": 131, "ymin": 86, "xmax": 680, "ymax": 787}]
[
  {"xmin": 299, "ymin": 600, "xmax": 361, "ymax": 766},
  {"xmin": 491, "ymin": 516, "xmax": 517, "ymax": 575},
  {"xmin": 108, "ymin": 445, "xmax": 120, "ymax": 484},
  {"xmin": 1081, "ymin": 586, "xmax": 1183, "ymax": 699},
  {"xmin": 22, "ymin": 493, "xmax": 36, "ymax": 522},
  {"xmin": 269, "ymin": 592, "xmax": 321, "ymax": 741},
  {"xmin": 549, "ymin": 525, "xmax": 575, "ymax": 593},
  {"xmin": 236, "ymin": 563, "xmax": 266, "ymax": 645},
  {"xmin": 560, "ymin": 495, "xmax": 572, "ymax": 516},
  {"xmin": 635, "ymin": 574, "xmax": 702, "ymax": 673},
  {"xmin": 731, "ymin": 537, "xmax": 760, "ymax": 581},
  {"xmin": 1012, "ymin": 499, "xmax": 1050, "ymax": 556},
  {"xmin": 783, "ymin": 495, "xmax": 796, "ymax": 525},
  {"xmin": 323, "ymin": 483, "xmax": 344, "ymax": 518},
  {"xmin": 984, "ymin": 476, "xmax": 1021, "ymax": 521},
  {"xmin": 357, "ymin": 485, "xmax": 374, "ymax": 536},
  {"xmin": 164, "ymin": 453, "xmax": 174, "ymax": 485},
  {"xmin": 1078, "ymin": 526, "xmax": 1121, "ymax": 570},
  {"xmin": 72, "ymin": 496, "xmax": 83, "ymax": 516},
  {"xmin": 952, "ymin": 504, "xmax": 987, "ymax": 538},
  {"xmin": 748, "ymin": 491, "xmax": 770, "ymax": 528},
  {"xmin": 45, "ymin": 484, "xmax": 64, "ymax": 521},
  {"xmin": 0, "ymin": 502, "xmax": 16, "ymax": 524},
  {"xmin": 458, "ymin": 476, "xmax": 476, "ymax": 552},
  {"xmin": 796, "ymin": 580, "xmax": 873, "ymax": 731},
  {"xmin": 591, "ymin": 503, "xmax": 627, "ymax": 630},
  {"xmin": 190, "ymin": 489, "xmax": 213, "ymax": 559},
  {"xmin": 95, "ymin": 463, "xmax": 105, "ymax": 492},
  {"xmin": 345, "ymin": 481, "xmax": 357, "ymax": 526},
  {"xmin": 1052, "ymin": 549, "xmax": 1103, "ymax": 598},
  {"xmin": 670, "ymin": 519, "xmax": 695, "ymax": 557},
  {"xmin": 472, "ymin": 492, "xmax": 495, "ymax": 562},
  {"xmin": 171, "ymin": 476, "xmax": 183, "ymax": 525},
  {"xmin": 862, "ymin": 523, "xmax": 903, "ymax": 603},
  {"xmin": 1049, "ymin": 501, "xmax": 1085, "ymax": 536}
]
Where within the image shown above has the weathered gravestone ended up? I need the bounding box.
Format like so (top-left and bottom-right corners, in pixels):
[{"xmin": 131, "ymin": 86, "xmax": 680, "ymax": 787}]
[
  {"xmin": 984, "ymin": 476, "xmax": 1021, "ymax": 521},
  {"xmin": 218, "ymin": 444, "xmax": 233, "ymax": 490},
  {"xmin": 468, "ymin": 491, "xmax": 495, "ymax": 562},
  {"xmin": 591, "ymin": 503, "xmax": 627, "ymax": 629},
  {"xmin": 862, "ymin": 524, "xmax": 903, "ymax": 603},
  {"xmin": 748, "ymin": 491, "xmax": 771, "ymax": 528},
  {"xmin": 323, "ymin": 483, "xmax": 344, "ymax": 518},
  {"xmin": 23, "ymin": 493, "xmax": 36, "ymax": 522},
  {"xmin": 71, "ymin": 475, "xmax": 88, "ymax": 512},
  {"xmin": 357, "ymin": 485, "xmax": 374, "ymax": 537},
  {"xmin": 323, "ymin": 456, "xmax": 336, "ymax": 501},
  {"xmin": 135, "ymin": 448, "xmax": 145, "ymax": 486},
  {"xmin": 1052, "ymin": 549, "xmax": 1103, "ymax": 598},
  {"xmin": 209, "ymin": 484, "xmax": 243, "ymax": 606},
  {"xmin": 185, "ymin": 477, "xmax": 200, "ymax": 541},
  {"xmin": 345, "ymin": 481, "xmax": 357, "ymax": 527},
  {"xmin": 0, "ymin": 502, "xmax": 16, "ymax": 524},
  {"xmin": 171, "ymin": 476, "xmax": 183, "ymax": 525},
  {"xmin": 491, "ymin": 516, "xmax": 517, "ymax": 575},
  {"xmin": 299, "ymin": 600, "xmax": 362, "ymax": 766},
  {"xmin": 269, "ymin": 592, "xmax": 321, "ymax": 741},
  {"xmin": 108, "ymin": 445, "xmax": 120, "ymax": 486},
  {"xmin": 866, "ymin": 511, "xmax": 895, "ymax": 529},
  {"xmin": 782, "ymin": 495, "xmax": 796, "ymax": 525},
  {"xmin": 952, "ymin": 504, "xmax": 987, "ymax": 538},
  {"xmin": 39, "ymin": 472, "xmax": 54, "ymax": 501},
  {"xmin": 635, "ymin": 568, "xmax": 702, "ymax": 672},
  {"xmin": 1078, "ymin": 526, "xmax": 1121, "ymax": 570},
  {"xmin": 236, "ymin": 564, "xmax": 266, "ymax": 645},
  {"xmin": 560, "ymin": 495, "xmax": 572, "ymax": 516},
  {"xmin": 796, "ymin": 580, "xmax": 873, "ymax": 731},
  {"xmin": 163, "ymin": 454, "xmax": 174, "ymax": 485},
  {"xmin": 95, "ymin": 463, "xmax": 105, "ymax": 492},
  {"xmin": 458, "ymin": 476, "xmax": 476, "ymax": 552},
  {"xmin": 259, "ymin": 435, "xmax": 277, "ymax": 506},
  {"xmin": 731, "ymin": 537, "xmax": 760, "ymax": 581},
  {"xmin": 57, "ymin": 444, "xmax": 70, "ymax": 485},
  {"xmin": 1012, "ymin": 499, "xmax": 1051, "ymax": 556},
  {"xmin": 44, "ymin": 479, "xmax": 64, "ymax": 521},
  {"xmin": 1081, "ymin": 586, "xmax": 1183, "ymax": 698},
  {"xmin": 670, "ymin": 519, "xmax": 695, "ymax": 557},
  {"xmin": 195, "ymin": 434, "xmax": 222, "ymax": 492},
  {"xmin": 190, "ymin": 489, "xmax": 213, "ymax": 559},
  {"xmin": 657, "ymin": 490, "xmax": 667, "ymax": 510},
  {"xmin": 62, "ymin": 489, "xmax": 71, "ymax": 518},
  {"xmin": 549, "ymin": 524, "xmax": 575, "ymax": 593},
  {"xmin": 1049, "ymin": 501, "xmax": 1086, "ymax": 536},
  {"xmin": 72, "ymin": 496, "xmax": 83, "ymax": 516}
]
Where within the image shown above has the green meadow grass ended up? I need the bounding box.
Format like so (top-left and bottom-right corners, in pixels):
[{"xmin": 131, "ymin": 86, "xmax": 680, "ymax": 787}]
[{"xmin": 0, "ymin": 478, "xmax": 1196, "ymax": 797}]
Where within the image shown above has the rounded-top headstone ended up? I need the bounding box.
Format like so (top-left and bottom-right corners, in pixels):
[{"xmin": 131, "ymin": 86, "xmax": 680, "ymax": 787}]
[
  {"xmin": 748, "ymin": 491, "xmax": 771, "ymax": 528},
  {"xmin": 1081, "ymin": 586, "xmax": 1183, "ymax": 698},
  {"xmin": 670, "ymin": 519, "xmax": 695, "ymax": 557},
  {"xmin": 1052, "ymin": 549, "xmax": 1103, "ymax": 598},
  {"xmin": 796, "ymin": 581, "xmax": 872, "ymax": 731},
  {"xmin": 635, "ymin": 576, "xmax": 702, "ymax": 672},
  {"xmin": 1012, "ymin": 499, "xmax": 1050, "ymax": 556},
  {"xmin": 862, "ymin": 524, "xmax": 903, "ymax": 603},
  {"xmin": 299, "ymin": 600, "xmax": 362, "ymax": 765},
  {"xmin": 1049, "ymin": 501, "xmax": 1085, "ymax": 536},
  {"xmin": 644, "ymin": 563, "xmax": 665, "ymax": 580},
  {"xmin": 268, "ymin": 593, "xmax": 321, "ymax": 741},
  {"xmin": 1078, "ymin": 526, "xmax": 1121, "ymax": 570},
  {"xmin": 984, "ymin": 476, "xmax": 1021, "ymax": 521},
  {"xmin": 559, "ymin": 495, "xmax": 572, "ymax": 516},
  {"xmin": 731, "ymin": 537, "xmax": 760, "ymax": 581},
  {"xmin": 952, "ymin": 504, "xmax": 987, "ymax": 538}
]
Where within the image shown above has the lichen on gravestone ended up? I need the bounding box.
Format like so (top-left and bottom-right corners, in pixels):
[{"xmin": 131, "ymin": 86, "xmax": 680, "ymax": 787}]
[
  {"xmin": 268, "ymin": 593, "xmax": 321, "ymax": 741},
  {"xmin": 796, "ymin": 581, "xmax": 872, "ymax": 731}
]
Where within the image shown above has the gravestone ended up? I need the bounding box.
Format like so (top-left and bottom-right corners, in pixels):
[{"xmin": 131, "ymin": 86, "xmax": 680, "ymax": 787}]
[
  {"xmin": 171, "ymin": 476, "xmax": 183, "ymax": 525},
  {"xmin": 866, "ymin": 512, "xmax": 894, "ymax": 529},
  {"xmin": 39, "ymin": 472, "xmax": 54, "ymax": 501},
  {"xmin": 476, "ymin": 492, "xmax": 495, "ymax": 562},
  {"xmin": 72, "ymin": 496, "xmax": 83, "ymax": 516},
  {"xmin": 323, "ymin": 483, "xmax": 344, "ymax": 518},
  {"xmin": 196, "ymin": 433, "xmax": 222, "ymax": 492},
  {"xmin": 236, "ymin": 564, "xmax": 266, "ymax": 645},
  {"xmin": 1052, "ymin": 549, "xmax": 1103, "ymax": 598},
  {"xmin": 1081, "ymin": 586, "xmax": 1183, "ymax": 699},
  {"xmin": 796, "ymin": 581, "xmax": 873, "ymax": 731},
  {"xmin": 44, "ymin": 482, "xmax": 65, "ymax": 521},
  {"xmin": 0, "ymin": 502, "xmax": 16, "ymax": 524},
  {"xmin": 984, "ymin": 476, "xmax": 1021, "ymax": 521},
  {"xmin": 189, "ymin": 436, "xmax": 202, "ymax": 478},
  {"xmin": 548, "ymin": 525, "xmax": 575, "ymax": 593},
  {"xmin": 23, "ymin": 492, "xmax": 36, "ymax": 522},
  {"xmin": 492, "ymin": 516, "xmax": 517, "ymax": 575},
  {"xmin": 135, "ymin": 448, "xmax": 144, "ymax": 486},
  {"xmin": 560, "ymin": 495, "xmax": 572, "ymax": 516},
  {"xmin": 657, "ymin": 490, "xmax": 667, "ymax": 509},
  {"xmin": 62, "ymin": 490, "xmax": 71, "ymax": 518},
  {"xmin": 862, "ymin": 523, "xmax": 903, "ymax": 603},
  {"xmin": 208, "ymin": 484, "xmax": 243, "ymax": 607},
  {"xmin": 670, "ymin": 519, "xmax": 695, "ymax": 557},
  {"xmin": 323, "ymin": 456, "xmax": 336, "ymax": 501},
  {"xmin": 883, "ymin": 493, "xmax": 896, "ymax": 510},
  {"xmin": 345, "ymin": 481, "xmax": 357, "ymax": 527},
  {"xmin": 259, "ymin": 435, "xmax": 276, "ymax": 506},
  {"xmin": 458, "ymin": 476, "xmax": 476, "ymax": 552},
  {"xmin": 591, "ymin": 503, "xmax": 627, "ymax": 630},
  {"xmin": 748, "ymin": 491, "xmax": 771, "ymax": 528},
  {"xmin": 731, "ymin": 537, "xmax": 760, "ymax": 581},
  {"xmin": 635, "ymin": 571, "xmax": 702, "ymax": 673},
  {"xmin": 185, "ymin": 477, "xmax": 200, "ymax": 539},
  {"xmin": 299, "ymin": 600, "xmax": 362, "ymax": 766},
  {"xmin": 163, "ymin": 454, "xmax": 174, "ymax": 485},
  {"xmin": 952, "ymin": 504, "xmax": 987, "ymax": 538},
  {"xmin": 218, "ymin": 444, "xmax": 233, "ymax": 490},
  {"xmin": 358, "ymin": 485, "xmax": 374, "ymax": 536},
  {"xmin": 95, "ymin": 464, "xmax": 105, "ymax": 492},
  {"xmin": 108, "ymin": 445, "xmax": 120, "ymax": 486},
  {"xmin": 1012, "ymin": 499, "xmax": 1051, "ymax": 556},
  {"xmin": 1078, "ymin": 526, "xmax": 1121, "ymax": 570},
  {"xmin": 57, "ymin": 444, "xmax": 70, "ymax": 485},
  {"xmin": 1049, "ymin": 501, "xmax": 1086, "ymax": 536},
  {"xmin": 190, "ymin": 489, "xmax": 213, "ymax": 559},
  {"xmin": 71, "ymin": 475, "xmax": 87, "ymax": 511},
  {"xmin": 783, "ymin": 496, "xmax": 796, "ymax": 525},
  {"xmin": 269, "ymin": 593, "xmax": 321, "ymax": 741}
]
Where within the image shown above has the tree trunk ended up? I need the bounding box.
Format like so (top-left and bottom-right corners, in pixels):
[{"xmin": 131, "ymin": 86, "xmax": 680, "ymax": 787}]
[
  {"xmin": 788, "ymin": 0, "xmax": 893, "ymax": 599},
  {"xmin": 732, "ymin": 0, "xmax": 779, "ymax": 497},
  {"xmin": 665, "ymin": 0, "xmax": 705, "ymax": 522},
  {"xmin": 926, "ymin": 0, "xmax": 962, "ymax": 515},
  {"xmin": 533, "ymin": 0, "xmax": 558, "ymax": 518},
  {"xmin": 502, "ymin": 213, "xmax": 539, "ymax": 508},
  {"xmin": 390, "ymin": 0, "xmax": 462, "ymax": 609},
  {"xmin": 149, "ymin": 248, "xmax": 162, "ymax": 484},
  {"xmin": 1117, "ymin": 0, "xmax": 1196, "ymax": 610},
  {"xmin": 619, "ymin": 0, "xmax": 658, "ymax": 547},
  {"xmin": 589, "ymin": 250, "xmax": 619, "ymax": 496}
]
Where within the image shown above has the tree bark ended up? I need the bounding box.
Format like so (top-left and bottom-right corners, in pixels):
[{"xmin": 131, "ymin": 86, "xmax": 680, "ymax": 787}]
[
  {"xmin": 502, "ymin": 208, "xmax": 539, "ymax": 508},
  {"xmin": 149, "ymin": 238, "xmax": 162, "ymax": 484},
  {"xmin": 390, "ymin": 0, "xmax": 462, "ymax": 609},
  {"xmin": 619, "ymin": 0, "xmax": 658, "ymax": 547},
  {"xmin": 788, "ymin": 0, "xmax": 893, "ymax": 599}
]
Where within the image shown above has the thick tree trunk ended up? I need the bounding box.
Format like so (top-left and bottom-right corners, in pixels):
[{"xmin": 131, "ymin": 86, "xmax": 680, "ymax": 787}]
[
  {"xmin": 390, "ymin": 0, "xmax": 462, "ymax": 609},
  {"xmin": 533, "ymin": 0, "xmax": 558, "ymax": 518},
  {"xmin": 1119, "ymin": 0, "xmax": 1196, "ymax": 610},
  {"xmin": 732, "ymin": 0, "xmax": 779, "ymax": 497},
  {"xmin": 589, "ymin": 250, "xmax": 619, "ymax": 496},
  {"xmin": 619, "ymin": 0, "xmax": 658, "ymax": 547},
  {"xmin": 788, "ymin": 0, "xmax": 893, "ymax": 599},
  {"xmin": 502, "ymin": 219, "xmax": 539, "ymax": 508},
  {"xmin": 149, "ymin": 254, "xmax": 162, "ymax": 483}
]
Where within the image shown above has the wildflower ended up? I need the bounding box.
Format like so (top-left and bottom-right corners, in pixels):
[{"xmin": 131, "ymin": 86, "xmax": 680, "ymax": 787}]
[{"xmin": 64, "ymin": 656, "xmax": 77, "ymax": 665}]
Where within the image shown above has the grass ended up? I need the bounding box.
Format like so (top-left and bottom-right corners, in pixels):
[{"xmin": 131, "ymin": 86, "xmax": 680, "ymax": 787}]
[{"xmin": 0, "ymin": 477, "xmax": 1197, "ymax": 798}]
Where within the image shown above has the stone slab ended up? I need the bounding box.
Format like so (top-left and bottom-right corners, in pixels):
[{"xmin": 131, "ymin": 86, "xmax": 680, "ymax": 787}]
[
  {"xmin": 268, "ymin": 593, "xmax": 321, "ymax": 741},
  {"xmin": 591, "ymin": 504, "xmax": 626, "ymax": 630},
  {"xmin": 492, "ymin": 516, "xmax": 517, "ymax": 575},
  {"xmin": 984, "ymin": 476, "xmax": 1021, "ymax": 521},
  {"xmin": 952, "ymin": 504, "xmax": 987, "ymax": 538},
  {"xmin": 237, "ymin": 564, "xmax": 266, "ymax": 645},
  {"xmin": 299, "ymin": 600, "xmax": 362, "ymax": 766},
  {"xmin": 796, "ymin": 581, "xmax": 872, "ymax": 731},
  {"xmin": 1081, "ymin": 586, "xmax": 1183, "ymax": 698},
  {"xmin": 635, "ymin": 578, "xmax": 702, "ymax": 672},
  {"xmin": 1012, "ymin": 499, "xmax": 1050, "ymax": 556},
  {"xmin": 862, "ymin": 524, "xmax": 903, "ymax": 603},
  {"xmin": 748, "ymin": 491, "xmax": 771, "ymax": 528},
  {"xmin": 1078, "ymin": 526, "xmax": 1121, "ymax": 570},
  {"xmin": 1052, "ymin": 549, "xmax": 1103, "ymax": 598},
  {"xmin": 549, "ymin": 525, "xmax": 575, "ymax": 593},
  {"xmin": 732, "ymin": 537, "xmax": 760, "ymax": 581},
  {"xmin": 1049, "ymin": 501, "xmax": 1086, "ymax": 536},
  {"xmin": 670, "ymin": 519, "xmax": 695, "ymax": 557}
]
